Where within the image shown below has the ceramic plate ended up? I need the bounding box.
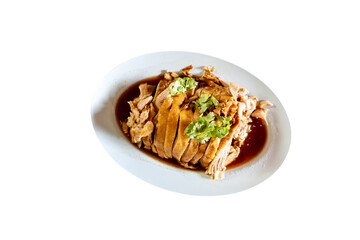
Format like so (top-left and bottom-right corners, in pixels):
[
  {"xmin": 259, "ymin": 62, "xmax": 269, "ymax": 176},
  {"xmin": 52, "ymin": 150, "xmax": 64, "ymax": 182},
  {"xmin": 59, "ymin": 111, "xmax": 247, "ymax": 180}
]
[{"xmin": 91, "ymin": 51, "xmax": 291, "ymax": 195}]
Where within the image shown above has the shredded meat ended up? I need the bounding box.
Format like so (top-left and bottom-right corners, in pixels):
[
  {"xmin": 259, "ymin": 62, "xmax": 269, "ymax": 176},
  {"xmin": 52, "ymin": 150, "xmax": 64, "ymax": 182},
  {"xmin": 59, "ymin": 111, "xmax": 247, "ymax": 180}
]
[
  {"xmin": 125, "ymin": 83, "xmax": 156, "ymax": 145},
  {"xmin": 137, "ymin": 96, "xmax": 153, "ymax": 111},
  {"xmin": 182, "ymin": 65, "xmax": 193, "ymax": 76},
  {"xmin": 251, "ymin": 100, "xmax": 273, "ymax": 122},
  {"xmin": 130, "ymin": 121, "xmax": 154, "ymax": 143}
]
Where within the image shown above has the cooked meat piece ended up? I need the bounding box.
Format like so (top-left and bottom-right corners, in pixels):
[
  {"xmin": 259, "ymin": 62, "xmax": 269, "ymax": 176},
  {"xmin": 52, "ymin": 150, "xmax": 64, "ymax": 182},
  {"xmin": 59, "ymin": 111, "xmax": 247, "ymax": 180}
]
[
  {"xmin": 154, "ymin": 88, "xmax": 170, "ymax": 110},
  {"xmin": 188, "ymin": 87, "xmax": 206, "ymax": 102},
  {"xmin": 149, "ymin": 103, "xmax": 156, "ymax": 120},
  {"xmin": 244, "ymin": 97, "xmax": 257, "ymax": 116},
  {"xmin": 202, "ymin": 66, "xmax": 221, "ymax": 85},
  {"xmin": 137, "ymin": 96, "xmax": 153, "ymax": 111},
  {"xmin": 171, "ymin": 72, "xmax": 180, "ymax": 78},
  {"xmin": 130, "ymin": 121, "xmax": 154, "ymax": 144},
  {"xmin": 127, "ymin": 112, "xmax": 136, "ymax": 128},
  {"xmin": 127, "ymin": 85, "xmax": 155, "ymax": 137},
  {"xmin": 186, "ymin": 88, "xmax": 196, "ymax": 98},
  {"xmin": 200, "ymin": 137, "xmax": 221, "ymax": 168},
  {"xmin": 224, "ymin": 146, "xmax": 240, "ymax": 166},
  {"xmin": 178, "ymin": 160, "xmax": 198, "ymax": 169},
  {"xmin": 229, "ymin": 82, "xmax": 239, "ymax": 99},
  {"xmin": 121, "ymin": 121, "xmax": 129, "ymax": 135},
  {"xmin": 142, "ymin": 103, "xmax": 156, "ymax": 149},
  {"xmin": 219, "ymin": 79, "xmax": 229, "ymax": 87},
  {"xmin": 251, "ymin": 108, "xmax": 268, "ymax": 120},
  {"xmin": 182, "ymin": 65, "xmax": 193, "ymax": 76},
  {"xmin": 151, "ymin": 142, "xmax": 158, "ymax": 154},
  {"xmin": 251, "ymin": 100, "xmax": 273, "ymax": 122},
  {"xmin": 164, "ymin": 93, "xmax": 187, "ymax": 158},
  {"xmin": 172, "ymin": 107, "xmax": 194, "ymax": 161},
  {"xmin": 181, "ymin": 139, "xmax": 199, "ymax": 163},
  {"xmin": 139, "ymin": 107, "xmax": 150, "ymax": 124},
  {"xmin": 180, "ymin": 108, "xmax": 201, "ymax": 163},
  {"xmin": 126, "ymin": 84, "xmax": 156, "ymax": 148},
  {"xmin": 142, "ymin": 135, "xmax": 152, "ymax": 150},
  {"xmin": 153, "ymin": 79, "xmax": 172, "ymax": 110},
  {"xmin": 164, "ymin": 71, "xmax": 172, "ymax": 80},
  {"xmin": 153, "ymin": 80, "xmax": 169, "ymax": 98},
  {"xmin": 206, "ymin": 116, "xmax": 240, "ymax": 179},
  {"xmin": 138, "ymin": 83, "xmax": 155, "ymax": 99},
  {"xmin": 258, "ymin": 100, "xmax": 273, "ymax": 108},
  {"xmin": 190, "ymin": 142, "xmax": 209, "ymax": 165},
  {"xmin": 153, "ymin": 97, "xmax": 173, "ymax": 158},
  {"xmin": 128, "ymin": 101, "xmax": 140, "ymax": 120},
  {"xmin": 201, "ymin": 84, "xmax": 237, "ymax": 118},
  {"xmin": 238, "ymin": 88, "xmax": 249, "ymax": 96}
]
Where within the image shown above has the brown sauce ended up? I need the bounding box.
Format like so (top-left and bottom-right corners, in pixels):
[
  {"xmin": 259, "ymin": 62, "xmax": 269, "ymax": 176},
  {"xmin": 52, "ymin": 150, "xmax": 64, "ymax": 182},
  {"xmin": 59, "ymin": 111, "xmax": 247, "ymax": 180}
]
[
  {"xmin": 115, "ymin": 75, "xmax": 267, "ymax": 170},
  {"xmin": 226, "ymin": 117, "xmax": 267, "ymax": 169},
  {"xmin": 115, "ymin": 74, "xmax": 163, "ymax": 122}
]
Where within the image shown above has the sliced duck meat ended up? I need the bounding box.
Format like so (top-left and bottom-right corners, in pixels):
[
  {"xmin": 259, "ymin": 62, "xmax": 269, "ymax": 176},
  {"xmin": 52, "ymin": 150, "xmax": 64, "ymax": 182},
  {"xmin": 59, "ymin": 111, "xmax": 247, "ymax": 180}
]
[
  {"xmin": 224, "ymin": 146, "xmax": 240, "ymax": 166},
  {"xmin": 172, "ymin": 107, "xmax": 194, "ymax": 161},
  {"xmin": 164, "ymin": 93, "xmax": 187, "ymax": 158},
  {"xmin": 153, "ymin": 79, "xmax": 172, "ymax": 111},
  {"xmin": 200, "ymin": 137, "xmax": 221, "ymax": 168},
  {"xmin": 181, "ymin": 139, "xmax": 199, "ymax": 163},
  {"xmin": 180, "ymin": 108, "xmax": 201, "ymax": 163},
  {"xmin": 153, "ymin": 97, "xmax": 173, "ymax": 158},
  {"xmin": 178, "ymin": 160, "xmax": 197, "ymax": 169},
  {"xmin": 122, "ymin": 66, "xmax": 272, "ymax": 180},
  {"xmin": 190, "ymin": 141, "xmax": 209, "ymax": 165},
  {"xmin": 154, "ymin": 88, "xmax": 170, "ymax": 110},
  {"xmin": 206, "ymin": 116, "xmax": 240, "ymax": 179}
]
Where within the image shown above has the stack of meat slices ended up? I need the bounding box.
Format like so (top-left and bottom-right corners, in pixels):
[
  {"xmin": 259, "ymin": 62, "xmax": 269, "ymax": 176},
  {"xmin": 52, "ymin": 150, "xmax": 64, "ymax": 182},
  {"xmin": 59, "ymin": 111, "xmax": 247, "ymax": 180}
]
[{"xmin": 122, "ymin": 65, "xmax": 272, "ymax": 180}]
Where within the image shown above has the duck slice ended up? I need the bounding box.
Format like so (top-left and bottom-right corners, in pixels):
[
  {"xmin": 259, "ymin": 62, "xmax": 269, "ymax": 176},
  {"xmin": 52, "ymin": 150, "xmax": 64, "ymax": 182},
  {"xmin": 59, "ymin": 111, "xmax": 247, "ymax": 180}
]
[
  {"xmin": 153, "ymin": 97, "xmax": 173, "ymax": 158},
  {"xmin": 180, "ymin": 108, "xmax": 201, "ymax": 163},
  {"xmin": 164, "ymin": 93, "xmax": 187, "ymax": 158},
  {"xmin": 200, "ymin": 137, "xmax": 221, "ymax": 168},
  {"xmin": 172, "ymin": 107, "xmax": 194, "ymax": 161},
  {"xmin": 189, "ymin": 141, "xmax": 209, "ymax": 165},
  {"xmin": 153, "ymin": 79, "xmax": 171, "ymax": 111},
  {"xmin": 206, "ymin": 116, "xmax": 240, "ymax": 179}
]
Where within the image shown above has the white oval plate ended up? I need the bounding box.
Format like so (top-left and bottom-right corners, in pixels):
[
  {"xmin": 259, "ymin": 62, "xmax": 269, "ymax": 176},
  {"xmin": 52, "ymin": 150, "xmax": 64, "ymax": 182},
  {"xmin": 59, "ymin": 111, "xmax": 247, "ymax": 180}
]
[{"xmin": 91, "ymin": 51, "xmax": 291, "ymax": 195}]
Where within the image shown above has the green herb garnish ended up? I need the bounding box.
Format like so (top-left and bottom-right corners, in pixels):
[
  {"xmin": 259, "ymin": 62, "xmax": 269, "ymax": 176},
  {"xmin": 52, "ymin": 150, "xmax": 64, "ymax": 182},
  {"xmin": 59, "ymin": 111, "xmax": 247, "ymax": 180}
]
[
  {"xmin": 216, "ymin": 116, "xmax": 232, "ymax": 139},
  {"xmin": 185, "ymin": 112, "xmax": 232, "ymax": 143},
  {"xmin": 169, "ymin": 77, "xmax": 198, "ymax": 96},
  {"xmin": 193, "ymin": 94, "xmax": 219, "ymax": 113}
]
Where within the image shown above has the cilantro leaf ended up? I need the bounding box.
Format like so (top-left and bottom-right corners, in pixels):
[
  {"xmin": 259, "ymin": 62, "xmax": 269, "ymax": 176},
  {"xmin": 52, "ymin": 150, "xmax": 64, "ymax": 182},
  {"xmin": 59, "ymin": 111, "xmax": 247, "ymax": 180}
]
[
  {"xmin": 169, "ymin": 77, "xmax": 198, "ymax": 96},
  {"xmin": 193, "ymin": 94, "xmax": 219, "ymax": 113},
  {"xmin": 185, "ymin": 113, "xmax": 232, "ymax": 143}
]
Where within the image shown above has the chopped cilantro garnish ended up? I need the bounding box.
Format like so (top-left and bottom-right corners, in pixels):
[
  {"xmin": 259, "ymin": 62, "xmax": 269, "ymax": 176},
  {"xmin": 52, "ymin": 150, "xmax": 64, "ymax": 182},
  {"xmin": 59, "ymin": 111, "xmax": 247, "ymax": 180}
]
[
  {"xmin": 215, "ymin": 116, "xmax": 232, "ymax": 139},
  {"xmin": 193, "ymin": 94, "xmax": 219, "ymax": 113},
  {"xmin": 185, "ymin": 112, "xmax": 232, "ymax": 143},
  {"xmin": 169, "ymin": 77, "xmax": 198, "ymax": 96}
]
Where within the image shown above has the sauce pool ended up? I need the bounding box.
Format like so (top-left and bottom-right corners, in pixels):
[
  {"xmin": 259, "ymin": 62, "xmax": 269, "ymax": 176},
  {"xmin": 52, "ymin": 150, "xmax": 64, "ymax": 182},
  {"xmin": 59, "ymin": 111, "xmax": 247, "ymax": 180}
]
[{"xmin": 115, "ymin": 75, "xmax": 267, "ymax": 170}]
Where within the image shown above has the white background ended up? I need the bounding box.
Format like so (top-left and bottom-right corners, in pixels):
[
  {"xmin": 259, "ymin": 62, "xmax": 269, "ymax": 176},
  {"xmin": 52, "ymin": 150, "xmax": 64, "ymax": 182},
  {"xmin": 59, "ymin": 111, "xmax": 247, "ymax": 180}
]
[{"xmin": 1, "ymin": 0, "xmax": 359, "ymax": 239}]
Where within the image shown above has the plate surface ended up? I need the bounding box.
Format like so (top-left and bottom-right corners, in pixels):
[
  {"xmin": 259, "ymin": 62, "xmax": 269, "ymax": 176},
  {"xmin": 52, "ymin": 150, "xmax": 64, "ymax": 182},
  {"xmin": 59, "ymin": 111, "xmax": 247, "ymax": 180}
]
[{"xmin": 91, "ymin": 51, "xmax": 291, "ymax": 195}]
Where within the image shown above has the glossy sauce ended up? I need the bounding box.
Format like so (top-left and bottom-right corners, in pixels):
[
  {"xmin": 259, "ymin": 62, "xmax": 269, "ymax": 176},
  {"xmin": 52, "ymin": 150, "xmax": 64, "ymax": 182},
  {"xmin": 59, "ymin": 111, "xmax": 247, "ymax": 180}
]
[
  {"xmin": 115, "ymin": 75, "xmax": 267, "ymax": 170},
  {"xmin": 227, "ymin": 117, "xmax": 267, "ymax": 169}
]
